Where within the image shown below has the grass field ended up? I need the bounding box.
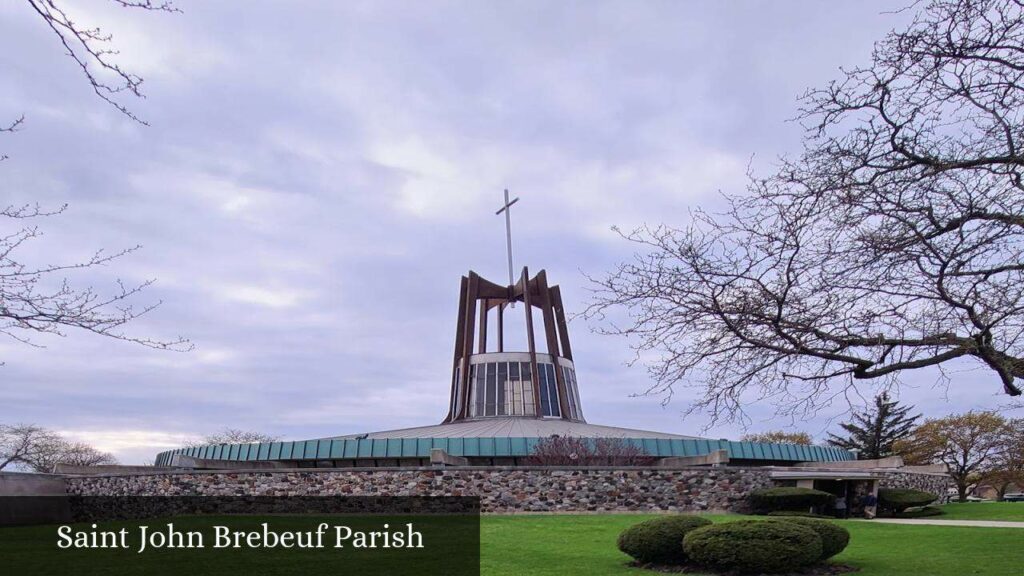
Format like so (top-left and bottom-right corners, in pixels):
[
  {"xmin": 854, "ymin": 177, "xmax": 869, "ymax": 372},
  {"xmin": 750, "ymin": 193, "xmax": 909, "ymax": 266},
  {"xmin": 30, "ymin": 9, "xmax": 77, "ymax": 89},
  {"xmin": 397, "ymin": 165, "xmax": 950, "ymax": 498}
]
[
  {"xmin": 481, "ymin": 514, "xmax": 1024, "ymax": 576},
  {"xmin": 938, "ymin": 502, "xmax": 1024, "ymax": 521},
  {"xmin": 3, "ymin": 511, "xmax": 1022, "ymax": 575}
]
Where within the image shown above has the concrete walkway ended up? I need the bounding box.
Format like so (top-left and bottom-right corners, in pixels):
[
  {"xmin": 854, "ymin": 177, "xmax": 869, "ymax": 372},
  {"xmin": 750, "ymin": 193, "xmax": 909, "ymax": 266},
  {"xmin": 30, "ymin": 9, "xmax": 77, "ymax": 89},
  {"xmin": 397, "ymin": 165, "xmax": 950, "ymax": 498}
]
[{"xmin": 864, "ymin": 518, "xmax": 1024, "ymax": 528}]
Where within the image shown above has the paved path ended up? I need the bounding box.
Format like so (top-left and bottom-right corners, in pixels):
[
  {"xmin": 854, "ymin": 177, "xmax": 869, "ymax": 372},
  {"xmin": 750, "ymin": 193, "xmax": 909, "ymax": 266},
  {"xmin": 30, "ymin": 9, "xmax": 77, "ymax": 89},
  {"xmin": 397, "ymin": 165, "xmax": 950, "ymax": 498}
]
[{"xmin": 864, "ymin": 518, "xmax": 1024, "ymax": 528}]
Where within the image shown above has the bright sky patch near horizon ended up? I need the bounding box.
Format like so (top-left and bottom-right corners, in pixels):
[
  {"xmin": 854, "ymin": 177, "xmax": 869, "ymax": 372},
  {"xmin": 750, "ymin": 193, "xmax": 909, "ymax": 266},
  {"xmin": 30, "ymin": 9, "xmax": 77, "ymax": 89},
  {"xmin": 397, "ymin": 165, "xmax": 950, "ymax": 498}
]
[{"xmin": 0, "ymin": 1, "xmax": 1012, "ymax": 464}]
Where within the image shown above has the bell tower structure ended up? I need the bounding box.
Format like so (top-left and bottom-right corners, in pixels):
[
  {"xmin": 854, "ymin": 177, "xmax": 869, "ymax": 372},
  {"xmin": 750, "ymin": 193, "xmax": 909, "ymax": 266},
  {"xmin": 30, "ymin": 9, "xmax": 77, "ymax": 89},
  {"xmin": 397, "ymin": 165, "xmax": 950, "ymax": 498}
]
[{"xmin": 443, "ymin": 267, "xmax": 583, "ymax": 423}]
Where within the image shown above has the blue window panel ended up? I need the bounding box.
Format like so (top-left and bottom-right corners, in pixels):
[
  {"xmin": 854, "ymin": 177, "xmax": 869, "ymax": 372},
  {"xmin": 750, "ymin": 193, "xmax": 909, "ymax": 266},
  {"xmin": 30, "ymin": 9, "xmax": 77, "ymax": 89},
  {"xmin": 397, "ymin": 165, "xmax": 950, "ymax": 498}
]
[
  {"xmin": 326, "ymin": 440, "xmax": 341, "ymax": 459},
  {"xmin": 742, "ymin": 442, "xmax": 755, "ymax": 459},
  {"xmin": 256, "ymin": 443, "xmax": 269, "ymax": 460},
  {"xmin": 656, "ymin": 439, "xmax": 672, "ymax": 457},
  {"xmin": 315, "ymin": 440, "xmax": 329, "ymax": 459},
  {"xmin": 448, "ymin": 438, "xmax": 464, "ymax": 456},
  {"xmin": 494, "ymin": 437, "xmax": 511, "ymax": 456},
  {"xmin": 385, "ymin": 439, "xmax": 402, "ymax": 458},
  {"xmin": 430, "ymin": 438, "xmax": 448, "ymax": 454},
  {"xmin": 296, "ymin": 441, "xmax": 311, "ymax": 459},
  {"xmin": 236, "ymin": 444, "xmax": 247, "ymax": 461},
  {"xmin": 228, "ymin": 444, "xmax": 239, "ymax": 460},
  {"xmin": 400, "ymin": 439, "xmax": 416, "ymax": 458},
  {"xmin": 248, "ymin": 445, "xmax": 261, "ymax": 461},
  {"xmin": 339, "ymin": 440, "xmax": 355, "ymax": 459},
  {"xmin": 680, "ymin": 439, "xmax": 695, "ymax": 456},
  {"xmin": 641, "ymin": 438, "xmax": 658, "ymax": 455},
  {"xmin": 462, "ymin": 438, "xmax": 479, "ymax": 457},
  {"xmin": 479, "ymin": 438, "xmax": 495, "ymax": 457},
  {"xmin": 282, "ymin": 442, "xmax": 295, "ymax": 460},
  {"xmin": 416, "ymin": 438, "xmax": 432, "ymax": 458},
  {"xmin": 370, "ymin": 439, "xmax": 387, "ymax": 458},
  {"xmin": 755, "ymin": 443, "xmax": 769, "ymax": 460},
  {"xmin": 267, "ymin": 442, "xmax": 280, "ymax": 460},
  {"xmin": 356, "ymin": 439, "xmax": 372, "ymax": 458},
  {"xmin": 509, "ymin": 437, "xmax": 527, "ymax": 456}
]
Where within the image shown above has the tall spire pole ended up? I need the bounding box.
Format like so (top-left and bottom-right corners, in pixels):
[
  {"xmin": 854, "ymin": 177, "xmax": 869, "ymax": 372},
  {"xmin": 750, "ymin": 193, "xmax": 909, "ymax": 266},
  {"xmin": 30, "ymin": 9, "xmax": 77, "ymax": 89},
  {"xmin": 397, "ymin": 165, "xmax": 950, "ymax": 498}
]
[{"xmin": 495, "ymin": 189, "xmax": 519, "ymax": 288}]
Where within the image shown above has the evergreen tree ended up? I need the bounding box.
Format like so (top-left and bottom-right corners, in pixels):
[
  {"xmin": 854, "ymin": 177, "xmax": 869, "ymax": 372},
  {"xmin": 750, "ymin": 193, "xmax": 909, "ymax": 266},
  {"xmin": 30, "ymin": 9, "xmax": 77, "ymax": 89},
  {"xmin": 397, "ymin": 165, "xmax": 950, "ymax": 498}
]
[{"xmin": 827, "ymin": 393, "xmax": 920, "ymax": 459}]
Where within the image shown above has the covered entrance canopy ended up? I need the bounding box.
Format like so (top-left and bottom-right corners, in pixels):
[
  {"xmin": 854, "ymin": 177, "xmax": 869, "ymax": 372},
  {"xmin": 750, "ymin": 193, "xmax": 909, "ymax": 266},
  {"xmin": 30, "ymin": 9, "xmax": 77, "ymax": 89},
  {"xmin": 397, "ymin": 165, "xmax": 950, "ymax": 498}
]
[{"xmin": 771, "ymin": 470, "xmax": 881, "ymax": 518}]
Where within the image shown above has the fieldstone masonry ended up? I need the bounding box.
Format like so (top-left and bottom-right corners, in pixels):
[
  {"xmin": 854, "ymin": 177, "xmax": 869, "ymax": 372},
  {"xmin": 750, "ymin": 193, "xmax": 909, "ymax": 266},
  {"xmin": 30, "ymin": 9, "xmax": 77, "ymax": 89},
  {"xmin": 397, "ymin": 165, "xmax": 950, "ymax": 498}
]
[
  {"xmin": 879, "ymin": 470, "xmax": 954, "ymax": 503},
  {"xmin": 64, "ymin": 466, "xmax": 952, "ymax": 513}
]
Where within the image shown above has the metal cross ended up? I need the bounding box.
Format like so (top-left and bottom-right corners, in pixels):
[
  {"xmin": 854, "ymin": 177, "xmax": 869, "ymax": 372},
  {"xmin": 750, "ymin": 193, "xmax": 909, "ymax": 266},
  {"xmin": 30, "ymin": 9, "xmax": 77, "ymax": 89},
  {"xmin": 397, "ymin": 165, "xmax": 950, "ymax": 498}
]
[{"xmin": 495, "ymin": 189, "xmax": 520, "ymax": 289}]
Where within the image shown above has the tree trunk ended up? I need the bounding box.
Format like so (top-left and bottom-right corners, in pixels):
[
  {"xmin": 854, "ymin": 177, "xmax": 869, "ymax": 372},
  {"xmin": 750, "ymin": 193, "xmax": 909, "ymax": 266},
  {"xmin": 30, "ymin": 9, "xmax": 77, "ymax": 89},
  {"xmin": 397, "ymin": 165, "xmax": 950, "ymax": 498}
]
[{"xmin": 957, "ymin": 483, "xmax": 969, "ymax": 503}]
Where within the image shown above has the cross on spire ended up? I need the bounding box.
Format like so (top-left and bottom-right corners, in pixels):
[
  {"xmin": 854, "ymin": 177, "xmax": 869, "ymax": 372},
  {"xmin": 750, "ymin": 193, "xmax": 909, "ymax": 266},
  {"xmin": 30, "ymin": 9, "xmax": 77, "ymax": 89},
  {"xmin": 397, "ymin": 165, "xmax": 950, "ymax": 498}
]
[{"xmin": 495, "ymin": 189, "xmax": 519, "ymax": 288}]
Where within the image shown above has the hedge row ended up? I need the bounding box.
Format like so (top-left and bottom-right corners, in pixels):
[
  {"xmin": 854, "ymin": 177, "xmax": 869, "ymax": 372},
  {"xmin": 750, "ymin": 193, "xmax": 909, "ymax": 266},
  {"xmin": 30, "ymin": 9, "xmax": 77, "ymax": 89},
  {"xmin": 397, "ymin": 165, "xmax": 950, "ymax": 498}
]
[{"xmin": 748, "ymin": 487, "xmax": 836, "ymax": 513}]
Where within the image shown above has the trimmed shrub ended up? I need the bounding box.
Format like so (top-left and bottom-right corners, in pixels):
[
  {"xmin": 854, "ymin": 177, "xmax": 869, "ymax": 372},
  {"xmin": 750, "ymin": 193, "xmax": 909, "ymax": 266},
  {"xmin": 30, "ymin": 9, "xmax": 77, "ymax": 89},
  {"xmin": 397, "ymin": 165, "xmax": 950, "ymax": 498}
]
[
  {"xmin": 878, "ymin": 488, "xmax": 938, "ymax": 513},
  {"xmin": 773, "ymin": 517, "xmax": 850, "ymax": 560},
  {"xmin": 749, "ymin": 487, "xmax": 836, "ymax": 513},
  {"xmin": 767, "ymin": 510, "xmax": 834, "ymax": 519},
  {"xmin": 616, "ymin": 515, "xmax": 713, "ymax": 565},
  {"xmin": 683, "ymin": 520, "xmax": 823, "ymax": 573}
]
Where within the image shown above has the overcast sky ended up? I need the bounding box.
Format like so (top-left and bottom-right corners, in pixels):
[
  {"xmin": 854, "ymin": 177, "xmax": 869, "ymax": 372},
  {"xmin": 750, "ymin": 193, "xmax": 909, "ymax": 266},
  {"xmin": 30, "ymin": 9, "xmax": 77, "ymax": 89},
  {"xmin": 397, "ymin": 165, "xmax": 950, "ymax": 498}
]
[{"xmin": 0, "ymin": 1, "xmax": 1015, "ymax": 464}]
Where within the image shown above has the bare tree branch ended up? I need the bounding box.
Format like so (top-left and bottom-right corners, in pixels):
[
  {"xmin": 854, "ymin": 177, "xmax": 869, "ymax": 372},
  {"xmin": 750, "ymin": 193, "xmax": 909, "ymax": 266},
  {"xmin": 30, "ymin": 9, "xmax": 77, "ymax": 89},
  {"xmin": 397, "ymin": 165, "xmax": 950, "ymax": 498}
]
[
  {"xmin": 25, "ymin": 0, "xmax": 179, "ymax": 124},
  {"xmin": 588, "ymin": 0, "xmax": 1024, "ymax": 424}
]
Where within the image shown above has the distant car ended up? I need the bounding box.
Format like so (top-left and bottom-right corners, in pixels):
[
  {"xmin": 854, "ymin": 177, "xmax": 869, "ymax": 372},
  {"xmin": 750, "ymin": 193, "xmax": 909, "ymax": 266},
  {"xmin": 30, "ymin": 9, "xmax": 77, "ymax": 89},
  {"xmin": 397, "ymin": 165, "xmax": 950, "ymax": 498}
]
[{"xmin": 1004, "ymin": 493, "xmax": 1024, "ymax": 502}]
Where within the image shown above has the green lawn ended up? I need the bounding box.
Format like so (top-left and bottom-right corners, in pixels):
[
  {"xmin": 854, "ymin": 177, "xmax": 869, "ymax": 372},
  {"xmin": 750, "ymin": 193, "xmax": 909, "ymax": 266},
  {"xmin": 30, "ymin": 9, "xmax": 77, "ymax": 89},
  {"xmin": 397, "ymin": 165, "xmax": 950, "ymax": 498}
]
[
  {"xmin": 938, "ymin": 502, "xmax": 1024, "ymax": 521},
  {"xmin": 481, "ymin": 514, "xmax": 1024, "ymax": 576},
  {"xmin": 3, "ymin": 512, "xmax": 1022, "ymax": 575}
]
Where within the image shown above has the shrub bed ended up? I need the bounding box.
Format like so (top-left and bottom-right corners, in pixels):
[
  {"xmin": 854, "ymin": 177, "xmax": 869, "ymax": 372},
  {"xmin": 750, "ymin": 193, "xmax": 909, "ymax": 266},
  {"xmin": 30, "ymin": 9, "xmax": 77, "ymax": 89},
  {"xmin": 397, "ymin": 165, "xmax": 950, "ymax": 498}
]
[
  {"xmin": 749, "ymin": 487, "xmax": 836, "ymax": 513},
  {"xmin": 616, "ymin": 515, "xmax": 712, "ymax": 565},
  {"xmin": 773, "ymin": 517, "xmax": 850, "ymax": 560},
  {"xmin": 683, "ymin": 519, "xmax": 823, "ymax": 573},
  {"xmin": 878, "ymin": 488, "xmax": 937, "ymax": 513}
]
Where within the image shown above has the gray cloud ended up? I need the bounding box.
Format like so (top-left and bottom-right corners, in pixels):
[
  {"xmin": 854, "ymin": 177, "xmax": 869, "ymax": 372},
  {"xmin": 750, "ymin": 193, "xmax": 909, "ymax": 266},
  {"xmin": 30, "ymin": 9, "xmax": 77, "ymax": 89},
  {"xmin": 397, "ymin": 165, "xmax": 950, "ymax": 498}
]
[{"xmin": 1, "ymin": 1, "xmax": 1004, "ymax": 463}]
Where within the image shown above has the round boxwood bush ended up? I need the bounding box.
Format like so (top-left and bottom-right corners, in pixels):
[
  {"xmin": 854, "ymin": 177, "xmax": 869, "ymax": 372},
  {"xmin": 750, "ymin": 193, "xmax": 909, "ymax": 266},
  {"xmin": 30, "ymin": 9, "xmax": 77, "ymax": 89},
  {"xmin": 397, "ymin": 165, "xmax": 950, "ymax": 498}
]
[
  {"xmin": 683, "ymin": 520, "xmax": 823, "ymax": 573},
  {"xmin": 749, "ymin": 486, "xmax": 836, "ymax": 513},
  {"xmin": 616, "ymin": 515, "xmax": 713, "ymax": 565},
  {"xmin": 773, "ymin": 517, "xmax": 850, "ymax": 560},
  {"xmin": 878, "ymin": 488, "xmax": 937, "ymax": 513}
]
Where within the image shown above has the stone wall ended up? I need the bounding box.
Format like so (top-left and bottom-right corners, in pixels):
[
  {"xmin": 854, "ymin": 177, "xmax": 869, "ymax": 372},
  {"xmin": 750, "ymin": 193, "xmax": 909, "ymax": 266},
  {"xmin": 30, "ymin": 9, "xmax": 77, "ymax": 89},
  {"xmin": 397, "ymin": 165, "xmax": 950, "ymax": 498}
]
[
  {"xmin": 66, "ymin": 467, "xmax": 773, "ymax": 513},
  {"xmin": 878, "ymin": 471, "xmax": 954, "ymax": 503},
  {"xmin": 64, "ymin": 466, "xmax": 954, "ymax": 513}
]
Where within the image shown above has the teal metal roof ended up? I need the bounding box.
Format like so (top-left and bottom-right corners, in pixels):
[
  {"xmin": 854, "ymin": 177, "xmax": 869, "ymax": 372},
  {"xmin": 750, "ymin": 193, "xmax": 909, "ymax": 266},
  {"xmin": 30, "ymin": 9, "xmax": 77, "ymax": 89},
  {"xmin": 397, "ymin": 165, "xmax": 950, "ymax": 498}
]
[{"xmin": 154, "ymin": 436, "xmax": 853, "ymax": 467}]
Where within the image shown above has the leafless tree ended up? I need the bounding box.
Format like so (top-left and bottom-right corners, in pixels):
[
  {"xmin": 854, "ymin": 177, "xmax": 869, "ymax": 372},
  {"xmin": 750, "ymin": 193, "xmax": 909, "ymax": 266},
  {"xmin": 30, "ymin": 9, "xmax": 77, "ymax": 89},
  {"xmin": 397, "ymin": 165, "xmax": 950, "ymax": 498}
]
[
  {"xmin": 24, "ymin": 440, "xmax": 118, "ymax": 472},
  {"xmin": 0, "ymin": 424, "xmax": 64, "ymax": 470},
  {"xmin": 0, "ymin": 204, "xmax": 190, "ymax": 356},
  {"xmin": 588, "ymin": 0, "xmax": 1024, "ymax": 423},
  {"xmin": 1, "ymin": 2, "xmax": 187, "ymax": 359},
  {"xmin": 26, "ymin": 0, "xmax": 180, "ymax": 124},
  {"xmin": 1, "ymin": 424, "xmax": 119, "ymax": 472},
  {"xmin": 525, "ymin": 436, "xmax": 656, "ymax": 466},
  {"xmin": 740, "ymin": 431, "xmax": 814, "ymax": 446},
  {"xmin": 186, "ymin": 428, "xmax": 283, "ymax": 447}
]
